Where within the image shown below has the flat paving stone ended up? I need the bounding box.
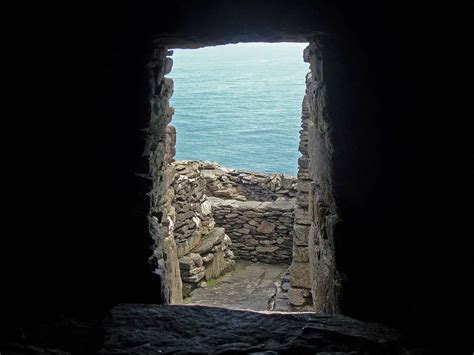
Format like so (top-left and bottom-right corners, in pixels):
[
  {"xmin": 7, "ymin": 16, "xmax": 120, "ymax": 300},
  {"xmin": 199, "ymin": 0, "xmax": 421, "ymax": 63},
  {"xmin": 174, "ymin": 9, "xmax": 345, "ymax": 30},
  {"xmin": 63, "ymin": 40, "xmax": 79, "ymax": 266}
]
[{"xmin": 185, "ymin": 261, "xmax": 287, "ymax": 311}]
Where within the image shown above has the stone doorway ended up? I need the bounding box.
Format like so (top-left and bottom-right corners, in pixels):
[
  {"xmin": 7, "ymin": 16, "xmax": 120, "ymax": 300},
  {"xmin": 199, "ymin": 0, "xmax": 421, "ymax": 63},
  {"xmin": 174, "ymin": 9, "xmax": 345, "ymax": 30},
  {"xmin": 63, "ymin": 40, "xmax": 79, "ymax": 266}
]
[{"xmin": 145, "ymin": 40, "xmax": 340, "ymax": 313}]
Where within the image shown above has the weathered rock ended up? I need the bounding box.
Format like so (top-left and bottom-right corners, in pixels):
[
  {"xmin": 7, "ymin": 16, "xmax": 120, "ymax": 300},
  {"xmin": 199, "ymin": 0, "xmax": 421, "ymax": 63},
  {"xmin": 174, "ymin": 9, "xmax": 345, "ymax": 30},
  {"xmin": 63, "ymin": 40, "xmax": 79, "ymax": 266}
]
[
  {"xmin": 200, "ymin": 200, "xmax": 212, "ymax": 215},
  {"xmin": 102, "ymin": 304, "xmax": 402, "ymax": 354},
  {"xmin": 222, "ymin": 234, "xmax": 232, "ymax": 246},
  {"xmin": 225, "ymin": 249, "xmax": 235, "ymax": 259},
  {"xmin": 290, "ymin": 261, "xmax": 311, "ymax": 289},
  {"xmin": 237, "ymin": 227, "xmax": 251, "ymax": 234},
  {"xmin": 202, "ymin": 253, "xmax": 214, "ymax": 263},
  {"xmin": 293, "ymin": 223, "xmax": 309, "ymax": 246},
  {"xmin": 292, "ymin": 246, "xmax": 309, "ymax": 262},
  {"xmin": 294, "ymin": 206, "xmax": 311, "ymax": 225},
  {"xmin": 257, "ymin": 221, "xmax": 276, "ymax": 234},
  {"xmin": 164, "ymin": 57, "xmax": 173, "ymax": 75},
  {"xmin": 183, "ymin": 272, "xmax": 206, "ymax": 284},
  {"xmin": 256, "ymin": 246, "xmax": 279, "ymax": 253},
  {"xmin": 205, "ymin": 248, "xmax": 234, "ymax": 280},
  {"xmin": 160, "ymin": 224, "xmax": 182, "ymax": 304},
  {"xmin": 179, "ymin": 255, "xmax": 195, "ymax": 270},
  {"xmin": 176, "ymin": 231, "xmax": 201, "ymax": 257},
  {"xmin": 181, "ymin": 282, "xmax": 195, "ymax": 298},
  {"xmin": 269, "ymin": 199, "xmax": 294, "ymax": 211},
  {"xmin": 195, "ymin": 227, "xmax": 225, "ymax": 254},
  {"xmin": 248, "ymin": 219, "xmax": 260, "ymax": 227},
  {"xmin": 239, "ymin": 200, "xmax": 262, "ymax": 209},
  {"xmin": 182, "ymin": 266, "xmax": 205, "ymax": 276},
  {"xmin": 288, "ymin": 287, "xmax": 312, "ymax": 306}
]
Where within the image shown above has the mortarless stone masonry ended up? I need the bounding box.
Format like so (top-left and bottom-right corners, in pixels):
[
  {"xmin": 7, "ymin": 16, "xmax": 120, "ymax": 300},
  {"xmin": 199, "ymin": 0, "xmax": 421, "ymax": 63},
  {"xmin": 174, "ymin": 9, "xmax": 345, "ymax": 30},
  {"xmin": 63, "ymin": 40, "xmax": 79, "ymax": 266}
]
[
  {"xmin": 173, "ymin": 160, "xmax": 296, "ymax": 265},
  {"xmin": 146, "ymin": 41, "xmax": 341, "ymax": 312},
  {"xmin": 171, "ymin": 161, "xmax": 235, "ymax": 297}
]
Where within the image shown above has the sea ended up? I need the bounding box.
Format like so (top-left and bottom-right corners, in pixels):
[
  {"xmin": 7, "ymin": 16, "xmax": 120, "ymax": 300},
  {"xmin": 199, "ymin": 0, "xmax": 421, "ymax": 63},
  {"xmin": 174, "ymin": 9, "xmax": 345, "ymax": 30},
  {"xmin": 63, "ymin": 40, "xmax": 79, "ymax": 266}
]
[{"xmin": 169, "ymin": 42, "xmax": 309, "ymax": 176}]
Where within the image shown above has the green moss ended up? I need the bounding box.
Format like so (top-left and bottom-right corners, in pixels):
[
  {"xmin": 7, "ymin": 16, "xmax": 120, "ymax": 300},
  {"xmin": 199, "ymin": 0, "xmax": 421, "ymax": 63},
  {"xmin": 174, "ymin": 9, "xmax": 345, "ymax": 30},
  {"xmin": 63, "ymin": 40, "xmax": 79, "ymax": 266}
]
[{"xmin": 206, "ymin": 278, "xmax": 218, "ymax": 287}]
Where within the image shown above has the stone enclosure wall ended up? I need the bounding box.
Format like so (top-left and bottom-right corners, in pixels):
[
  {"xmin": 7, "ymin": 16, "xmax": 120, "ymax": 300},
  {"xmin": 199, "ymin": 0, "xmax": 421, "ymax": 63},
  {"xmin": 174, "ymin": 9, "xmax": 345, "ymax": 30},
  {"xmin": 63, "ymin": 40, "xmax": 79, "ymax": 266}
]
[
  {"xmin": 210, "ymin": 198, "xmax": 294, "ymax": 264},
  {"xmin": 171, "ymin": 161, "xmax": 235, "ymax": 297},
  {"xmin": 146, "ymin": 41, "xmax": 341, "ymax": 311},
  {"xmin": 200, "ymin": 162, "xmax": 297, "ymax": 202},
  {"xmin": 174, "ymin": 161, "xmax": 296, "ymax": 265}
]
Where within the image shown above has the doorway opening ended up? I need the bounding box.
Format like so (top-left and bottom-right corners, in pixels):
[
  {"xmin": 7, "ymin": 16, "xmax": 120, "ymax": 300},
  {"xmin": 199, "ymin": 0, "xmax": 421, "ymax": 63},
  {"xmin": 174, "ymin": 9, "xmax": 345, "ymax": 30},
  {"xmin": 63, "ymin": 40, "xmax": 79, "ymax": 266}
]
[{"xmin": 146, "ymin": 40, "xmax": 340, "ymax": 314}]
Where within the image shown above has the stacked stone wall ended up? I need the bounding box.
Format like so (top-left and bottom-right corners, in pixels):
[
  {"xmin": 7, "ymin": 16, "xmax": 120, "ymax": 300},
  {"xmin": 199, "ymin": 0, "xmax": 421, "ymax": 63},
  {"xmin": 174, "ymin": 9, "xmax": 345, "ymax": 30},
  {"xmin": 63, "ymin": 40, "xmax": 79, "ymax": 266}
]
[
  {"xmin": 173, "ymin": 161, "xmax": 296, "ymax": 265},
  {"xmin": 199, "ymin": 161, "xmax": 297, "ymax": 201},
  {"xmin": 287, "ymin": 40, "xmax": 341, "ymax": 312},
  {"xmin": 145, "ymin": 43, "xmax": 340, "ymax": 310},
  {"xmin": 303, "ymin": 40, "xmax": 341, "ymax": 313},
  {"xmin": 210, "ymin": 197, "xmax": 294, "ymax": 264},
  {"xmin": 171, "ymin": 161, "xmax": 236, "ymax": 297},
  {"xmin": 145, "ymin": 48, "xmax": 183, "ymax": 304},
  {"xmin": 287, "ymin": 46, "xmax": 316, "ymax": 307}
]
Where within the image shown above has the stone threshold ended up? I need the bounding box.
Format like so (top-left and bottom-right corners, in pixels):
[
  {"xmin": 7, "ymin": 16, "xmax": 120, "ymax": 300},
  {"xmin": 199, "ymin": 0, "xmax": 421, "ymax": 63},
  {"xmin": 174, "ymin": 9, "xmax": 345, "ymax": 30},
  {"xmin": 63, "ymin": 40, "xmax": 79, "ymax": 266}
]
[{"xmin": 100, "ymin": 304, "xmax": 403, "ymax": 354}]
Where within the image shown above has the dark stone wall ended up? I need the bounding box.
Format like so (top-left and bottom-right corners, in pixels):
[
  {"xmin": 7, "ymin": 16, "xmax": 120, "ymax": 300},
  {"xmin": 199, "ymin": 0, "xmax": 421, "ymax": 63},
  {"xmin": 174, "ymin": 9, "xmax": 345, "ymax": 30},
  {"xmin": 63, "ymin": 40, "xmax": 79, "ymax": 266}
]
[{"xmin": 3, "ymin": 1, "xmax": 468, "ymax": 352}]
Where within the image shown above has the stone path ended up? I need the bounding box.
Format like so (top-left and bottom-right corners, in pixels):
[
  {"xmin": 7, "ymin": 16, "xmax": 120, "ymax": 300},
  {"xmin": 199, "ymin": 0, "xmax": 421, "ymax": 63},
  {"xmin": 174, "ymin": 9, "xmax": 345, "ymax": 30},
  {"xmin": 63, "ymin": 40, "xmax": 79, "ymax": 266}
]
[{"xmin": 185, "ymin": 261, "xmax": 287, "ymax": 311}]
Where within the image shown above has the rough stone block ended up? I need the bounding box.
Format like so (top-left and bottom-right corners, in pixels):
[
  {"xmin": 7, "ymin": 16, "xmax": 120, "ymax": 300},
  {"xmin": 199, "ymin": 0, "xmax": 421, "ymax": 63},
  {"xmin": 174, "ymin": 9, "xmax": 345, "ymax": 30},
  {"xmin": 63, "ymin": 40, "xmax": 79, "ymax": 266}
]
[
  {"xmin": 248, "ymin": 219, "xmax": 260, "ymax": 227},
  {"xmin": 177, "ymin": 231, "xmax": 201, "ymax": 258},
  {"xmin": 237, "ymin": 228, "xmax": 251, "ymax": 234},
  {"xmin": 248, "ymin": 239, "xmax": 259, "ymax": 246},
  {"xmin": 296, "ymin": 181, "xmax": 311, "ymax": 193},
  {"xmin": 294, "ymin": 207, "xmax": 311, "ymax": 225},
  {"xmin": 288, "ymin": 287, "xmax": 312, "ymax": 306},
  {"xmin": 205, "ymin": 248, "xmax": 233, "ymax": 280},
  {"xmin": 183, "ymin": 266, "xmax": 205, "ymax": 276},
  {"xmin": 199, "ymin": 200, "xmax": 212, "ymax": 216},
  {"xmin": 292, "ymin": 246, "xmax": 309, "ymax": 262},
  {"xmin": 294, "ymin": 224, "xmax": 310, "ymax": 246},
  {"xmin": 290, "ymin": 261, "xmax": 311, "ymax": 289},
  {"xmin": 269, "ymin": 199, "xmax": 294, "ymax": 211},
  {"xmin": 189, "ymin": 253, "xmax": 203, "ymax": 267},
  {"xmin": 222, "ymin": 234, "xmax": 232, "ymax": 246},
  {"xmin": 182, "ymin": 270, "xmax": 205, "ymax": 283},
  {"xmin": 239, "ymin": 201, "xmax": 262, "ymax": 210},
  {"xmin": 179, "ymin": 255, "xmax": 195, "ymax": 270},
  {"xmin": 181, "ymin": 282, "xmax": 194, "ymax": 298},
  {"xmin": 257, "ymin": 221, "xmax": 276, "ymax": 234},
  {"xmin": 164, "ymin": 57, "xmax": 173, "ymax": 75},
  {"xmin": 256, "ymin": 246, "xmax": 279, "ymax": 253},
  {"xmin": 296, "ymin": 191, "xmax": 309, "ymax": 206},
  {"xmin": 195, "ymin": 227, "xmax": 225, "ymax": 254}
]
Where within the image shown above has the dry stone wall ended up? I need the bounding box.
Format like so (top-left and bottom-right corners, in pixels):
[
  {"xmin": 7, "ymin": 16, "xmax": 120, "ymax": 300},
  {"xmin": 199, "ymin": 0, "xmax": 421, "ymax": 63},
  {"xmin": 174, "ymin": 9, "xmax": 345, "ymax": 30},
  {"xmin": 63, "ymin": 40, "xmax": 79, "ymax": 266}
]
[
  {"xmin": 285, "ymin": 40, "xmax": 342, "ymax": 312},
  {"xmin": 210, "ymin": 197, "xmax": 294, "ymax": 264},
  {"xmin": 200, "ymin": 162, "xmax": 297, "ymax": 202},
  {"xmin": 173, "ymin": 161, "xmax": 297, "ymax": 265},
  {"xmin": 144, "ymin": 47, "xmax": 182, "ymax": 304},
  {"xmin": 171, "ymin": 161, "xmax": 235, "ymax": 297},
  {"xmin": 300, "ymin": 40, "xmax": 341, "ymax": 313},
  {"xmin": 287, "ymin": 84, "xmax": 314, "ymax": 307},
  {"xmin": 146, "ymin": 42, "xmax": 341, "ymax": 311}
]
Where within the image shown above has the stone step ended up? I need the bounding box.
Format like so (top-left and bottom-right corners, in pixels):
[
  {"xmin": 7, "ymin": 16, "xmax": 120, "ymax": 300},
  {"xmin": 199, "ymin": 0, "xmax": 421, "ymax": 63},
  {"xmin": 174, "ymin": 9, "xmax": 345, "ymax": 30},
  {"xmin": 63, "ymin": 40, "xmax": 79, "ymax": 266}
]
[{"xmin": 101, "ymin": 304, "xmax": 402, "ymax": 354}]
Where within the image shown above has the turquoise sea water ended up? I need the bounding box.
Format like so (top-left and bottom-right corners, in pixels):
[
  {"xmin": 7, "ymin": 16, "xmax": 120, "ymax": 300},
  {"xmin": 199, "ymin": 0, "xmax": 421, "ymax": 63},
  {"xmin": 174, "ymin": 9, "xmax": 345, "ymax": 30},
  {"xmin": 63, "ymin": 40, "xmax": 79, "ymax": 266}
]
[{"xmin": 170, "ymin": 42, "xmax": 309, "ymax": 176}]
